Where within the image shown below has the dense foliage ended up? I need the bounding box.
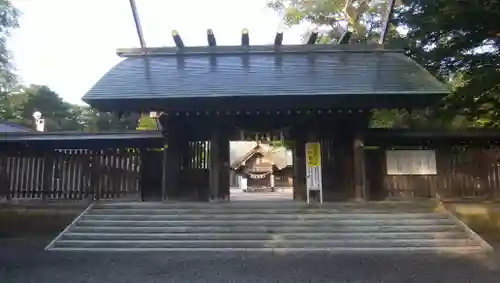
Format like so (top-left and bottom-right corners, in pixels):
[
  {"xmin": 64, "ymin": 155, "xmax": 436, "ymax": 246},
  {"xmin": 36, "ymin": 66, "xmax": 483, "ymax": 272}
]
[
  {"xmin": 269, "ymin": 0, "xmax": 500, "ymax": 128},
  {"xmin": 0, "ymin": 84, "xmax": 143, "ymax": 131},
  {"xmin": 0, "ymin": 0, "xmax": 19, "ymax": 91}
]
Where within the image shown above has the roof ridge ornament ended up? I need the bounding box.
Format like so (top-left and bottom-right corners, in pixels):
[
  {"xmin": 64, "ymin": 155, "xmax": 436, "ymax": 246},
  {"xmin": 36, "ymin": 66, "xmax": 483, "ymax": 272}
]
[
  {"xmin": 241, "ymin": 28, "xmax": 250, "ymax": 47},
  {"xmin": 207, "ymin": 29, "xmax": 216, "ymax": 46},
  {"xmin": 172, "ymin": 30, "xmax": 184, "ymax": 48},
  {"xmin": 306, "ymin": 27, "xmax": 319, "ymax": 45}
]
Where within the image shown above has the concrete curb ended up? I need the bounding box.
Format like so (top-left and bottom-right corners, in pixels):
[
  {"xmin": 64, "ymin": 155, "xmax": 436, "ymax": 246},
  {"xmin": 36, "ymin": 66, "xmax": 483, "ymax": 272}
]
[
  {"xmin": 45, "ymin": 246, "xmax": 486, "ymax": 255},
  {"xmin": 45, "ymin": 203, "xmax": 94, "ymax": 251}
]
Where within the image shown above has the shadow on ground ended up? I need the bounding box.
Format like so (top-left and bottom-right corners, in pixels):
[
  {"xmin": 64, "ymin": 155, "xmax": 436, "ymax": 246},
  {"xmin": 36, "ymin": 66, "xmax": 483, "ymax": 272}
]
[{"xmin": 1, "ymin": 237, "xmax": 500, "ymax": 283}]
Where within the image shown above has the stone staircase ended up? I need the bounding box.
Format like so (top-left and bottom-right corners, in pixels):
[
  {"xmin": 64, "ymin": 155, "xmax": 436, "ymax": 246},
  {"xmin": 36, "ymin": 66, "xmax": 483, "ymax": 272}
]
[{"xmin": 45, "ymin": 201, "xmax": 492, "ymax": 253}]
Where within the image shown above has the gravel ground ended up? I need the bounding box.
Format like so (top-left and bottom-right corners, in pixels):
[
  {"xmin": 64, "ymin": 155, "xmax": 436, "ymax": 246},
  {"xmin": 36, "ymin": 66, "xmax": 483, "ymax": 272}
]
[
  {"xmin": 1, "ymin": 238, "xmax": 499, "ymax": 283},
  {"xmin": 230, "ymin": 187, "xmax": 293, "ymax": 201}
]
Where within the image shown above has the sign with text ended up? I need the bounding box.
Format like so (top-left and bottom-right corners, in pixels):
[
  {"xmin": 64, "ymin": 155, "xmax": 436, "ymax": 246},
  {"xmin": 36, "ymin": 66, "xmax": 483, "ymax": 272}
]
[
  {"xmin": 306, "ymin": 142, "xmax": 321, "ymax": 167},
  {"xmin": 305, "ymin": 142, "xmax": 323, "ymax": 204},
  {"xmin": 386, "ymin": 150, "xmax": 437, "ymax": 175}
]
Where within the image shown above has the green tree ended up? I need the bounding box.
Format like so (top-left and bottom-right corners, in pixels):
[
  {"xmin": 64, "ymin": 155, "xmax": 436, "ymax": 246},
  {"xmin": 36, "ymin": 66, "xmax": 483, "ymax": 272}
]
[
  {"xmin": 395, "ymin": 0, "xmax": 500, "ymax": 127},
  {"xmin": 268, "ymin": 0, "xmax": 397, "ymax": 43},
  {"xmin": 3, "ymin": 85, "xmax": 84, "ymax": 131},
  {"xmin": 81, "ymin": 107, "xmax": 139, "ymax": 132},
  {"xmin": 0, "ymin": 84, "xmax": 143, "ymax": 132},
  {"xmin": 268, "ymin": 0, "xmax": 417, "ymax": 128},
  {"xmin": 269, "ymin": 0, "xmax": 500, "ymax": 128},
  {"xmin": 0, "ymin": 0, "xmax": 20, "ymax": 91}
]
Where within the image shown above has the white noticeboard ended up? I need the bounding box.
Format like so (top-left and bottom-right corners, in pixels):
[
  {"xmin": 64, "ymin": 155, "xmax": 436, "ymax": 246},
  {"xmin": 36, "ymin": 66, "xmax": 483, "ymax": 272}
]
[
  {"xmin": 239, "ymin": 176, "xmax": 248, "ymax": 191},
  {"xmin": 305, "ymin": 142, "xmax": 323, "ymax": 204},
  {"xmin": 386, "ymin": 150, "xmax": 437, "ymax": 175}
]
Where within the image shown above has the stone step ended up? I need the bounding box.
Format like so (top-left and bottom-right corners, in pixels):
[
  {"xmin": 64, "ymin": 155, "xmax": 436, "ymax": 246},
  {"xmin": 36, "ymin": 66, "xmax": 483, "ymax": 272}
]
[
  {"xmin": 52, "ymin": 239, "xmax": 481, "ymax": 249},
  {"xmin": 89, "ymin": 208, "xmax": 436, "ymax": 214},
  {"xmin": 46, "ymin": 201, "xmax": 490, "ymax": 254},
  {"xmin": 93, "ymin": 202, "xmax": 436, "ymax": 211},
  {"xmin": 85, "ymin": 212, "xmax": 448, "ymax": 220},
  {"xmin": 77, "ymin": 218, "xmax": 455, "ymax": 227},
  {"xmin": 70, "ymin": 224, "xmax": 462, "ymax": 234},
  {"xmin": 60, "ymin": 231, "xmax": 470, "ymax": 241}
]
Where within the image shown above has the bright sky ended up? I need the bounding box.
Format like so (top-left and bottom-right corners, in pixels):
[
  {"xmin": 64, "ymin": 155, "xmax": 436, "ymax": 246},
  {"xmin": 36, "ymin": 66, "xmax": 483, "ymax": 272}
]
[{"xmin": 9, "ymin": 0, "xmax": 306, "ymax": 105}]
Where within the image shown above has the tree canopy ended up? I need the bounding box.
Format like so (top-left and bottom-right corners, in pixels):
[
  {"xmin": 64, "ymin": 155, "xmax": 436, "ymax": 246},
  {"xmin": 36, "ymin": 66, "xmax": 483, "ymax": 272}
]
[
  {"xmin": 269, "ymin": 0, "xmax": 500, "ymax": 128},
  {"xmin": 0, "ymin": 0, "xmax": 19, "ymax": 91},
  {"xmin": 396, "ymin": 0, "xmax": 499, "ymax": 127},
  {"xmin": 0, "ymin": 84, "xmax": 141, "ymax": 132}
]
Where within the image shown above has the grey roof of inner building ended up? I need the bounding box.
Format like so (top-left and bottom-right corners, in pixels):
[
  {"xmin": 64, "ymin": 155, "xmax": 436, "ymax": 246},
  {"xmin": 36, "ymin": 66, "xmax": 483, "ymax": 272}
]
[
  {"xmin": 83, "ymin": 44, "xmax": 449, "ymax": 101},
  {"xmin": 1, "ymin": 130, "xmax": 162, "ymax": 141},
  {"xmin": 229, "ymin": 141, "xmax": 292, "ymax": 169}
]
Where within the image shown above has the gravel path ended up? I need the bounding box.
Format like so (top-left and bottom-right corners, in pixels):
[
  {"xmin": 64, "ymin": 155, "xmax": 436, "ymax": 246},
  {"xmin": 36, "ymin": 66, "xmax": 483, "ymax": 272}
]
[
  {"xmin": 230, "ymin": 187, "xmax": 293, "ymax": 201},
  {"xmin": 1, "ymin": 238, "xmax": 499, "ymax": 283}
]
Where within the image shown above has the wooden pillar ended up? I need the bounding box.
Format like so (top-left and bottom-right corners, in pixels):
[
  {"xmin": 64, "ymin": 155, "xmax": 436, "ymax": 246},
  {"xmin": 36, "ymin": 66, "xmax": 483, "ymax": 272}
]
[
  {"xmin": 293, "ymin": 129, "xmax": 307, "ymax": 201},
  {"xmin": 218, "ymin": 131, "xmax": 230, "ymax": 201},
  {"xmin": 209, "ymin": 132, "xmax": 220, "ymax": 201},
  {"xmin": 160, "ymin": 146, "xmax": 167, "ymax": 201},
  {"xmin": 164, "ymin": 132, "xmax": 181, "ymax": 200},
  {"xmin": 353, "ymin": 134, "xmax": 367, "ymax": 200},
  {"xmin": 179, "ymin": 136, "xmax": 191, "ymax": 199}
]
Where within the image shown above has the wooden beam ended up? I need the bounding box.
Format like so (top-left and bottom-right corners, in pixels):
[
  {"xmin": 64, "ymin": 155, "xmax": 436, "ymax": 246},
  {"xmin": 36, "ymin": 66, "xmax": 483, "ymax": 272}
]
[
  {"xmin": 128, "ymin": 0, "xmax": 147, "ymax": 53},
  {"xmin": 379, "ymin": 0, "xmax": 396, "ymax": 44}
]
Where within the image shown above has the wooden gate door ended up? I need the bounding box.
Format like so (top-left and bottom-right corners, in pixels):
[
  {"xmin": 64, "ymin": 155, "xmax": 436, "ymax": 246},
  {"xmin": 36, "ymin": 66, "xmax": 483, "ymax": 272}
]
[{"xmin": 141, "ymin": 150, "xmax": 163, "ymax": 201}]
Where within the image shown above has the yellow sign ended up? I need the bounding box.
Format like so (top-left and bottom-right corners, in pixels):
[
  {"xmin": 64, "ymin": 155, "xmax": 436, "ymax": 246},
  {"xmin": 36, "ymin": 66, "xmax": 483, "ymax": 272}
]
[{"xmin": 306, "ymin": 142, "xmax": 321, "ymax": 167}]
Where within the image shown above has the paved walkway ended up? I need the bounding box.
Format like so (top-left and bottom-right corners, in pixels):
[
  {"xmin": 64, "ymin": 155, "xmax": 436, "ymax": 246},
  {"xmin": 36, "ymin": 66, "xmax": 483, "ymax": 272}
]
[{"xmin": 1, "ymin": 238, "xmax": 499, "ymax": 283}]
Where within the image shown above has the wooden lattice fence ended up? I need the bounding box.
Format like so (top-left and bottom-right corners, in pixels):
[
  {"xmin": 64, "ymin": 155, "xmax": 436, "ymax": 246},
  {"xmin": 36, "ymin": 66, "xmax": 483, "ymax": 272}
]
[{"xmin": 0, "ymin": 149, "xmax": 141, "ymax": 200}]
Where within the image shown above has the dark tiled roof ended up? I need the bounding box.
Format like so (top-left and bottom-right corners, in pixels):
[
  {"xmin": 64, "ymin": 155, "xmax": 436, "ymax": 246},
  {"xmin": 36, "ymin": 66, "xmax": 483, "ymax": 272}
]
[
  {"xmin": 83, "ymin": 44, "xmax": 449, "ymax": 101},
  {"xmin": 1, "ymin": 130, "xmax": 162, "ymax": 141},
  {"xmin": 0, "ymin": 131, "xmax": 164, "ymax": 149},
  {"xmin": 0, "ymin": 121, "xmax": 31, "ymax": 132}
]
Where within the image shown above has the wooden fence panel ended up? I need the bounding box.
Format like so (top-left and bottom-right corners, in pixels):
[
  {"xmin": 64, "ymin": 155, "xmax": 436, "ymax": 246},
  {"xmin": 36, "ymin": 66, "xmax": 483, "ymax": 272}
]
[
  {"xmin": 0, "ymin": 149, "xmax": 141, "ymax": 201},
  {"xmin": 2, "ymin": 154, "xmax": 45, "ymax": 199},
  {"xmin": 5, "ymin": 145, "xmax": 500, "ymax": 201},
  {"xmin": 366, "ymin": 147, "xmax": 500, "ymax": 201}
]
